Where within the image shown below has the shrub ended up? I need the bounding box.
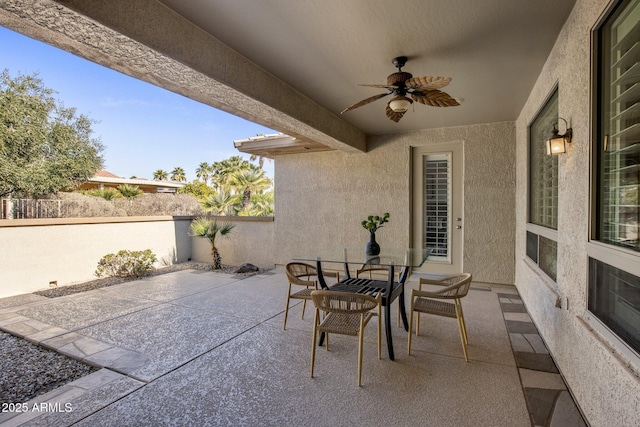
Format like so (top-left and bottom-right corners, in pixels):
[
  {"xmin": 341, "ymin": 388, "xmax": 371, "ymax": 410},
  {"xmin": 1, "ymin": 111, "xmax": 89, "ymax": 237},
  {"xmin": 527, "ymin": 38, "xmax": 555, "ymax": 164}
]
[
  {"xmin": 113, "ymin": 193, "xmax": 203, "ymax": 216},
  {"xmin": 56, "ymin": 192, "xmax": 125, "ymax": 217},
  {"xmin": 95, "ymin": 249, "xmax": 157, "ymax": 278},
  {"xmin": 82, "ymin": 188, "xmax": 123, "ymax": 200},
  {"xmin": 117, "ymin": 184, "xmax": 143, "ymax": 198}
]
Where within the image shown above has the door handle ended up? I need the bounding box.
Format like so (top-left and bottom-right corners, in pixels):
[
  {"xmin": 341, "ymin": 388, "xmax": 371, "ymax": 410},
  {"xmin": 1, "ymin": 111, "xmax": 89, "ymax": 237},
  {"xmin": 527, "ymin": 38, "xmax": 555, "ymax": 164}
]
[{"xmin": 456, "ymin": 225, "xmax": 462, "ymax": 229}]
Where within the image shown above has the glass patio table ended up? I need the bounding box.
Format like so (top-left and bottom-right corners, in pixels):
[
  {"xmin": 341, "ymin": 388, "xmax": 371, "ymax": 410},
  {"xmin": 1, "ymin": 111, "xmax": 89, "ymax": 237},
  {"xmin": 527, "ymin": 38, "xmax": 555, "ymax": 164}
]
[{"xmin": 295, "ymin": 247, "xmax": 432, "ymax": 360}]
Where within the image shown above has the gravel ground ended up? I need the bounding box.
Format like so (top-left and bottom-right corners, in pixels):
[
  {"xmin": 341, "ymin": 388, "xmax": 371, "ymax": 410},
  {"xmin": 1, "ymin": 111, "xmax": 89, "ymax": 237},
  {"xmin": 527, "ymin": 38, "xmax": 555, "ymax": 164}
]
[
  {"xmin": 0, "ymin": 332, "xmax": 98, "ymax": 404},
  {"xmin": 1, "ymin": 262, "xmax": 271, "ymax": 404}
]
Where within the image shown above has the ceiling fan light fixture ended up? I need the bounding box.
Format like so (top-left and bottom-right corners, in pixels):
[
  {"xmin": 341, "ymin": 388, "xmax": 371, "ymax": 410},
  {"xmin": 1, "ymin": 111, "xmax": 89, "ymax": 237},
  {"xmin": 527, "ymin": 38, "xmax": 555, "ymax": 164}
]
[
  {"xmin": 340, "ymin": 57, "xmax": 461, "ymax": 122},
  {"xmin": 389, "ymin": 96, "xmax": 412, "ymax": 113}
]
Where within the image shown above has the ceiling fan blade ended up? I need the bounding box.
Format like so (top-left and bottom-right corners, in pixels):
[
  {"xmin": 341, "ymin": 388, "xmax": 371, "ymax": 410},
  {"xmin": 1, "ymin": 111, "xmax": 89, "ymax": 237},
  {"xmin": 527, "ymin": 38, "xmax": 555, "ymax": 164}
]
[
  {"xmin": 405, "ymin": 76, "xmax": 451, "ymax": 91},
  {"xmin": 411, "ymin": 90, "xmax": 461, "ymax": 107},
  {"xmin": 341, "ymin": 93, "xmax": 390, "ymax": 114},
  {"xmin": 385, "ymin": 103, "xmax": 406, "ymax": 122},
  {"xmin": 359, "ymin": 83, "xmax": 399, "ymax": 90}
]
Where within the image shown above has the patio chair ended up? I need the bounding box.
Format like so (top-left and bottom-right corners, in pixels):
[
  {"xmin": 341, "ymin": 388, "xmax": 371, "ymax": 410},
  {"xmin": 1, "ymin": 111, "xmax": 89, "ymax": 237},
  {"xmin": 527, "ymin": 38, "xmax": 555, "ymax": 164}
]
[
  {"xmin": 283, "ymin": 262, "xmax": 339, "ymax": 330},
  {"xmin": 310, "ymin": 290, "xmax": 382, "ymax": 386},
  {"xmin": 407, "ymin": 273, "xmax": 473, "ymax": 361},
  {"xmin": 414, "ymin": 274, "xmax": 460, "ymax": 335}
]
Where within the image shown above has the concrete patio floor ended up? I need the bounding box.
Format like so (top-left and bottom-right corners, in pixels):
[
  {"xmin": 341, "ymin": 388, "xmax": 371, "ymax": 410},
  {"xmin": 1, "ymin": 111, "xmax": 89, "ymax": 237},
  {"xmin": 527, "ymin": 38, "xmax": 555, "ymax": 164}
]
[{"xmin": 0, "ymin": 269, "xmax": 586, "ymax": 426}]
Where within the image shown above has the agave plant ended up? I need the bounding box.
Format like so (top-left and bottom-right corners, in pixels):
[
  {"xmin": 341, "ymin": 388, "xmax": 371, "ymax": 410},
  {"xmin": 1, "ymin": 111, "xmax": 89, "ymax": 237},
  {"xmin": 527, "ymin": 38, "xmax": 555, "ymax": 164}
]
[{"xmin": 189, "ymin": 217, "xmax": 235, "ymax": 269}]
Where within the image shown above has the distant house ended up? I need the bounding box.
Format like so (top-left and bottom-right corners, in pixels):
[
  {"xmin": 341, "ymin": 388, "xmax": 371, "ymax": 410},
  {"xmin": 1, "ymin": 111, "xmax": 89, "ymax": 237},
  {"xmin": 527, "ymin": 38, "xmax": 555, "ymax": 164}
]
[{"xmin": 79, "ymin": 170, "xmax": 185, "ymax": 194}]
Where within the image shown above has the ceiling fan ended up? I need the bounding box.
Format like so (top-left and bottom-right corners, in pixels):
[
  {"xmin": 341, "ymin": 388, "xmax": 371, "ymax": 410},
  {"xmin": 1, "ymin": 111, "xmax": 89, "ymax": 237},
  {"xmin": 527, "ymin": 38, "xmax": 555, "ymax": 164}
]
[{"xmin": 340, "ymin": 56, "xmax": 462, "ymax": 122}]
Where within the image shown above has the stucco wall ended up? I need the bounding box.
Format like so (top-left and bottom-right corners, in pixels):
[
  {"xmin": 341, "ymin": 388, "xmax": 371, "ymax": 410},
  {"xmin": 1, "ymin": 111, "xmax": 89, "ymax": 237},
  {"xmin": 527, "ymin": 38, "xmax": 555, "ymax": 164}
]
[
  {"xmin": 515, "ymin": 0, "xmax": 640, "ymax": 425},
  {"xmin": 274, "ymin": 121, "xmax": 516, "ymax": 285},
  {"xmin": 0, "ymin": 216, "xmax": 192, "ymax": 298},
  {"xmin": 0, "ymin": 216, "xmax": 275, "ymax": 298},
  {"xmin": 190, "ymin": 217, "xmax": 275, "ymax": 269}
]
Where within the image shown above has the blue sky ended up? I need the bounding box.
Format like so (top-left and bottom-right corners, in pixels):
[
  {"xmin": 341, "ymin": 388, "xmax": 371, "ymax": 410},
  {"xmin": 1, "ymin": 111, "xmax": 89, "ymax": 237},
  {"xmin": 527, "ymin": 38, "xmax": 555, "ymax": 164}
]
[{"xmin": 0, "ymin": 26, "xmax": 276, "ymax": 181}]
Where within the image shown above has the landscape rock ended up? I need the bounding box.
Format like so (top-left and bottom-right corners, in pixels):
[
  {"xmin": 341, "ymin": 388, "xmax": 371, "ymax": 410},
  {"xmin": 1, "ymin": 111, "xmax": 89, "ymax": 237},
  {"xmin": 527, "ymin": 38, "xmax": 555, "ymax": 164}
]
[{"xmin": 234, "ymin": 263, "xmax": 260, "ymax": 274}]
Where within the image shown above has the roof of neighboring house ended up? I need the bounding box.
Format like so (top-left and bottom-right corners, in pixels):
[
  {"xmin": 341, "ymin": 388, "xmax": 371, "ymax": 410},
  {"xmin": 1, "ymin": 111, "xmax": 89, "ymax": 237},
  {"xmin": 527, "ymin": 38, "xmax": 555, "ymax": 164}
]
[
  {"xmin": 233, "ymin": 133, "xmax": 332, "ymax": 158},
  {"xmin": 94, "ymin": 169, "xmax": 121, "ymax": 178},
  {"xmin": 87, "ymin": 170, "xmax": 185, "ymax": 188}
]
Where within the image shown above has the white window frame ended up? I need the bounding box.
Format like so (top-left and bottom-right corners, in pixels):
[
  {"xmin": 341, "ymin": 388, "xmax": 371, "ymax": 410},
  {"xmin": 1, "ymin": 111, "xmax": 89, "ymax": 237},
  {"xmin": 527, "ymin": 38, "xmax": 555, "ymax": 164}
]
[{"xmin": 586, "ymin": 0, "xmax": 640, "ymax": 366}]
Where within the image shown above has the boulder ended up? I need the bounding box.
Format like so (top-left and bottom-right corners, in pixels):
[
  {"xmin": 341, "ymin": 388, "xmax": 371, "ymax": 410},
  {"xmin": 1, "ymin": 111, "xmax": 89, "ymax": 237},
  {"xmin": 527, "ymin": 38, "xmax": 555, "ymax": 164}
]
[{"xmin": 234, "ymin": 263, "xmax": 260, "ymax": 274}]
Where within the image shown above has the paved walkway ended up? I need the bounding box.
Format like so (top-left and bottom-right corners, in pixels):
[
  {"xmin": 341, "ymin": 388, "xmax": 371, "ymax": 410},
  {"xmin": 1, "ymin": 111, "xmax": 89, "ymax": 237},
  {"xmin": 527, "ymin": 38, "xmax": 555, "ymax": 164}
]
[{"xmin": 0, "ymin": 269, "xmax": 586, "ymax": 426}]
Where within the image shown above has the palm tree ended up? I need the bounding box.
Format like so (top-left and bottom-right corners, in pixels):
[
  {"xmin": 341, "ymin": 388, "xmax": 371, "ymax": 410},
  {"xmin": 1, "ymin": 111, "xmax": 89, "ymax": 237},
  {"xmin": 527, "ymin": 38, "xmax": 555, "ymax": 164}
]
[
  {"xmin": 200, "ymin": 191, "xmax": 241, "ymax": 216},
  {"xmin": 229, "ymin": 169, "xmax": 272, "ymax": 209},
  {"xmin": 170, "ymin": 166, "xmax": 187, "ymax": 182},
  {"xmin": 85, "ymin": 187, "xmax": 122, "ymax": 200},
  {"xmin": 238, "ymin": 191, "xmax": 274, "ymax": 216},
  {"xmin": 250, "ymin": 154, "xmax": 265, "ymax": 170},
  {"xmin": 153, "ymin": 169, "xmax": 168, "ymax": 181},
  {"xmin": 117, "ymin": 184, "xmax": 143, "ymax": 198},
  {"xmin": 195, "ymin": 162, "xmax": 210, "ymax": 183},
  {"xmin": 210, "ymin": 156, "xmax": 258, "ymax": 191},
  {"xmin": 189, "ymin": 217, "xmax": 235, "ymax": 269}
]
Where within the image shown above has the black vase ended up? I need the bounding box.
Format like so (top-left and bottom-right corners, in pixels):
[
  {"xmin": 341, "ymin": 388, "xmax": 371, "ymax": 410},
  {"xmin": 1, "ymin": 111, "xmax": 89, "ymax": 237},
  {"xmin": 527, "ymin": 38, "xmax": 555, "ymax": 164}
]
[{"xmin": 365, "ymin": 231, "xmax": 381, "ymax": 256}]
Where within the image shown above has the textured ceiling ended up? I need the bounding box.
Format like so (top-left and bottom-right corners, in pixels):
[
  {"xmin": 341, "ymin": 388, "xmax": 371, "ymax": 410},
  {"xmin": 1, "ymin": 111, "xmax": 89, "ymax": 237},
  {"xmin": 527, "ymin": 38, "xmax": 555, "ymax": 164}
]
[{"xmin": 159, "ymin": 0, "xmax": 576, "ymax": 136}]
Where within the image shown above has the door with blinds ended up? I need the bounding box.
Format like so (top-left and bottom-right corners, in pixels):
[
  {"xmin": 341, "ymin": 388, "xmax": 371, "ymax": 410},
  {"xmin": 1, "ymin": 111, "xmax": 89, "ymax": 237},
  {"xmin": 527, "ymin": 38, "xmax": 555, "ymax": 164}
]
[{"xmin": 412, "ymin": 142, "xmax": 464, "ymax": 274}]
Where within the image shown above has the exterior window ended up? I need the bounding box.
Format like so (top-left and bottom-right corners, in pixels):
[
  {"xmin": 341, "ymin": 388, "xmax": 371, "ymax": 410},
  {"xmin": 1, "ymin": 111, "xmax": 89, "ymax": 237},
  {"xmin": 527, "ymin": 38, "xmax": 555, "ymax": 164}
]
[
  {"xmin": 529, "ymin": 90, "xmax": 559, "ymax": 230},
  {"xmin": 538, "ymin": 237, "xmax": 558, "ymax": 282},
  {"xmin": 590, "ymin": 0, "xmax": 640, "ymax": 357},
  {"xmin": 595, "ymin": 0, "xmax": 640, "ymax": 251},
  {"xmin": 527, "ymin": 89, "xmax": 558, "ymax": 280},
  {"xmin": 589, "ymin": 258, "xmax": 639, "ymax": 354}
]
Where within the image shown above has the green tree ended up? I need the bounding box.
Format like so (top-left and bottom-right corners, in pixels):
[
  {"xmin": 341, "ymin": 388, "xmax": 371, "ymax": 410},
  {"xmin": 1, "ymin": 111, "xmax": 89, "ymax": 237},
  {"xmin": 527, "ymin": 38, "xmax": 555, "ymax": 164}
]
[
  {"xmin": 117, "ymin": 184, "xmax": 143, "ymax": 198},
  {"xmin": 229, "ymin": 169, "xmax": 272, "ymax": 209},
  {"xmin": 153, "ymin": 169, "xmax": 168, "ymax": 181},
  {"xmin": 200, "ymin": 191, "xmax": 241, "ymax": 216},
  {"xmin": 170, "ymin": 166, "xmax": 186, "ymax": 182},
  {"xmin": 0, "ymin": 70, "xmax": 104, "ymax": 198},
  {"xmin": 210, "ymin": 156, "xmax": 259, "ymax": 191},
  {"xmin": 244, "ymin": 190, "xmax": 274, "ymax": 216},
  {"xmin": 195, "ymin": 162, "xmax": 211, "ymax": 183},
  {"xmin": 250, "ymin": 153, "xmax": 272, "ymax": 171},
  {"xmin": 178, "ymin": 180, "xmax": 215, "ymax": 199},
  {"xmin": 189, "ymin": 217, "xmax": 235, "ymax": 269}
]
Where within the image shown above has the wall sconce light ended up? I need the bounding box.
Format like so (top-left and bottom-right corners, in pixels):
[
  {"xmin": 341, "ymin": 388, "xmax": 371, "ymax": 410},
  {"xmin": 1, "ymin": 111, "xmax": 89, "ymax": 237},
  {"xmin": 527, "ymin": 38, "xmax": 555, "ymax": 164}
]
[
  {"xmin": 546, "ymin": 118, "xmax": 572, "ymax": 155},
  {"xmin": 389, "ymin": 95, "xmax": 413, "ymax": 113}
]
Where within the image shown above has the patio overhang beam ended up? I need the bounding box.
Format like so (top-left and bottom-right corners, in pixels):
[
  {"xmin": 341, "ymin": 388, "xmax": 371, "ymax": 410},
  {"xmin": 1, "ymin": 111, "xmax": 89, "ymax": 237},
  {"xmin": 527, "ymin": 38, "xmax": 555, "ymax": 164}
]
[{"xmin": 0, "ymin": 0, "xmax": 366, "ymax": 153}]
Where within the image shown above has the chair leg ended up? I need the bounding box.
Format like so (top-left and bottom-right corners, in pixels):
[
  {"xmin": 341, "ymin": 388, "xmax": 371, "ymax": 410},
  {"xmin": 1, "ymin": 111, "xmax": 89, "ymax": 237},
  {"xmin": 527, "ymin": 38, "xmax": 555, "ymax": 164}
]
[
  {"xmin": 416, "ymin": 282, "xmax": 421, "ymax": 335},
  {"xmin": 455, "ymin": 300, "xmax": 469, "ymax": 344},
  {"xmin": 408, "ymin": 301, "xmax": 414, "ymax": 355},
  {"xmin": 455, "ymin": 303, "xmax": 469, "ymax": 362},
  {"xmin": 358, "ymin": 315, "xmax": 365, "ymax": 387},
  {"xmin": 301, "ymin": 299, "xmax": 307, "ymax": 320},
  {"xmin": 311, "ymin": 309, "xmax": 318, "ymax": 377},
  {"xmin": 377, "ymin": 306, "xmax": 382, "ymax": 359},
  {"xmin": 283, "ymin": 293, "xmax": 291, "ymax": 330},
  {"xmin": 457, "ymin": 317, "xmax": 469, "ymax": 362},
  {"xmin": 457, "ymin": 301, "xmax": 469, "ymax": 345}
]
